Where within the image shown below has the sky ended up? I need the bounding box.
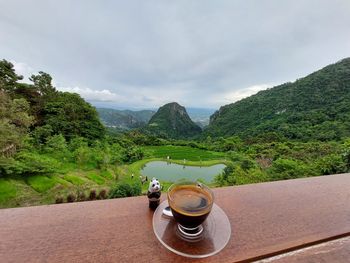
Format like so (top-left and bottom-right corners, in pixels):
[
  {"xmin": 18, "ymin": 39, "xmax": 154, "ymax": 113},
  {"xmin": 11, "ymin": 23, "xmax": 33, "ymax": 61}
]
[{"xmin": 1, "ymin": 0, "xmax": 350, "ymax": 109}]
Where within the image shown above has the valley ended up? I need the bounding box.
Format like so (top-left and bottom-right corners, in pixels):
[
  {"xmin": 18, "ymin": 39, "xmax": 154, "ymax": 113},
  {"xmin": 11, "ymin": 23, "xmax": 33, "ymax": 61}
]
[{"xmin": 1, "ymin": 58, "xmax": 350, "ymax": 208}]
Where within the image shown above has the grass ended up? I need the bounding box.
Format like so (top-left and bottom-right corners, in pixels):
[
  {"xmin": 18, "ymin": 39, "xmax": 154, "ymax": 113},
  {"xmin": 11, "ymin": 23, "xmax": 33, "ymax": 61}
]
[
  {"xmin": 63, "ymin": 174, "xmax": 86, "ymax": 185},
  {"xmin": 168, "ymin": 159, "xmax": 228, "ymax": 167},
  {"xmin": 0, "ymin": 179, "xmax": 17, "ymax": 204},
  {"xmin": 0, "ymin": 146, "xmax": 227, "ymax": 208},
  {"xmin": 143, "ymin": 145, "xmax": 226, "ymax": 161},
  {"xmin": 100, "ymin": 169, "xmax": 114, "ymax": 179},
  {"xmin": 52, "ymin": 175, "xmax": 71, "ymax": 187},
  {"xmin": 0, "ymin": 170, "xmax": 113, "ymax": 208},
  {"xmin": 0, "ymin": 179, "xmax": 43, "ymax": 208},
  {"xmin": 86, "ymin": 173, "xmax": 105, "ymax": 185},
  {"xmin": 27, "ymin": 176, "xmax": 57, "ymax": 193}
]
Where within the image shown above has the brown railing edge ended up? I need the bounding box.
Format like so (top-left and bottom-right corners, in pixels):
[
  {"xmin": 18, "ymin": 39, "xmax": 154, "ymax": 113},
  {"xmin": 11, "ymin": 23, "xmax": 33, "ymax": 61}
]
[{"xmin": 236, "ymin": 232, "xmax": 350, "ymax": 263}]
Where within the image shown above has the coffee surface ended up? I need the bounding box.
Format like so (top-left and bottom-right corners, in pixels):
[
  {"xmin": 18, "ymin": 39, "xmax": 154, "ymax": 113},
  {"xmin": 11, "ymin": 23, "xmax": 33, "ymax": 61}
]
[{"xmin": 169, "ymin": 185, "xmax": 212, "ymax": 215}]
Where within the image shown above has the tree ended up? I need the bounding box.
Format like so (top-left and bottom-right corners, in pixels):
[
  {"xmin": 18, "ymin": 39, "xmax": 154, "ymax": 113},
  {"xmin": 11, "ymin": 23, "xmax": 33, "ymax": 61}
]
[
  {"xmin": 121, "ymin": 146, "xmax": 144, "ymax": 163},
  {"xmin": 44, "ymin": 134, "xmax": 70, "ymax": 161},
  {"xmin": 43, "ymin": 92, "xmax": 105, "ymax": 141},
  {"xmin": 316, "ymin": 154, "xmax": 347, "ymax": 175},
  {"xmin": 109, "ymin": 182, "xmax": 142, "ymax": 198},
  {"xmin": 29, "ymin": 71, "xmax": 57, "ymax": 96},
  {"xmin": 31, "ymin": 125, "xmax": 53, "ymax": 146},
  {"xmin": 267, "ymin": 158, "xmax": 315, "ymax": 180},
  {"xmin": 0, "ymin": 60, "xmax": 23, "ymax": 93},
  {"xmin": 0, "ymin": 91, "xmax": 33, "ymax": 156},
  {"xmin": 342, "ymin": 139, "xmax": 350, "ymax": 171}
]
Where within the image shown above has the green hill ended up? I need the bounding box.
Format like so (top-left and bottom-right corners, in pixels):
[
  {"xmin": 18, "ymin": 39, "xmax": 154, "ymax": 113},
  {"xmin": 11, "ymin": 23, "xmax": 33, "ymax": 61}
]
[
  {"xmin": 145, "ymin": 102, "xmax": 202, "ymax": 139},
  {"xmin": 206, "ymin": 58, "xmax": 350, "ymax": 141}
]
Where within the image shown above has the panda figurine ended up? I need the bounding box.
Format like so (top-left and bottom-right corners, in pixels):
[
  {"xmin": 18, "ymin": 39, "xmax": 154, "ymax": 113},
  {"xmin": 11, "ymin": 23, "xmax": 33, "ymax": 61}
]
[{"xmin": 147, "ymin": 178, "xmax": 161, "ymax": 210}]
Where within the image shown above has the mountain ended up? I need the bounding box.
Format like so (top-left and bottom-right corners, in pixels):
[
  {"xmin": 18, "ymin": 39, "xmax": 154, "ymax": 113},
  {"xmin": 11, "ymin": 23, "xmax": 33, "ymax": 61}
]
[
  {"xmin": 145, "ymin": 102, "xmax": 202, "ymax": 139},
  {"xmin": 97, "ymin": 108, "xmax": 155, "ymax": 130},
  {"xmin": 206, "ymin": 58, "xmax": 350, "ymax": 141}
]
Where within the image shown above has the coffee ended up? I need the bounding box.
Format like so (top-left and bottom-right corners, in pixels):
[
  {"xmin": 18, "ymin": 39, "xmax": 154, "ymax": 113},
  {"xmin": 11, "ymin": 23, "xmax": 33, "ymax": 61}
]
[{"xmin": 168, "ymin": 184, "xmax": 213, "ymax": 229}]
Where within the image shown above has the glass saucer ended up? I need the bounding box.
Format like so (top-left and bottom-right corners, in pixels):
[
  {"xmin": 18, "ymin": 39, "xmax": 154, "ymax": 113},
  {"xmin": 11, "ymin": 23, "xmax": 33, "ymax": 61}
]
[{"xmin": 152, "ymin": 200, "xmax": 231, "ymax": 258}]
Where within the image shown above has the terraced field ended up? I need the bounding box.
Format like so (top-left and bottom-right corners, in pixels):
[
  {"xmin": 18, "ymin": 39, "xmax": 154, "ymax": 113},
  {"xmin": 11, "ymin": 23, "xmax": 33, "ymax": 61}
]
[{"xmin": 0, "ymin": 169, "xmax": 117, "ymax": 209}]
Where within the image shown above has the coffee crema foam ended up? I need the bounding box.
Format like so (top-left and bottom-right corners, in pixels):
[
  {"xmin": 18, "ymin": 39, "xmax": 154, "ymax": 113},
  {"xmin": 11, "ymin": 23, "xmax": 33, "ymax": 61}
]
[{"xmin": 169, "ymin": 185, "xmax": 212, "ymax": 216}]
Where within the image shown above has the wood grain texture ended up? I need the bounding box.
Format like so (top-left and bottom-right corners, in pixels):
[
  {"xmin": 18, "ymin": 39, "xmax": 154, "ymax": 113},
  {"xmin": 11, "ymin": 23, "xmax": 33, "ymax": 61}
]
[
  {"xmin": 1, "ymin": 174, "xmax": 349, "ymax": 263},
  {"xmin": 257, "ymin": 236, "xmax": 350, "ymax": 263}
]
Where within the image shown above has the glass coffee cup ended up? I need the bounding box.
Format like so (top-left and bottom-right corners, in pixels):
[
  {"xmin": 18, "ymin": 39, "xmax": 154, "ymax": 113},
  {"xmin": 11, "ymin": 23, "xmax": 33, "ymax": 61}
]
[{"xmin": 167, "ymin": 181, "xmax": 214, "ymax": 238}]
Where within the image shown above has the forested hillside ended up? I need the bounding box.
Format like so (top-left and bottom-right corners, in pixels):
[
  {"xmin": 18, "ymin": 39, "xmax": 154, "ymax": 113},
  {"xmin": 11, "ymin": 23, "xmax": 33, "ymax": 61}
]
[
  {"xmin": 206, "ymin": 58, "xmax": 350, "ymax": 141},
  {"xmin": 0, "ymin": 59, "xmax": 105, "ymax": 158},
  {"xmin": 0, "ymin": 59, "xmax": 146, "ymax": 207},
  {"xmin": 144, "ymin": 102, "xmax": 202, "ymax": 139}
]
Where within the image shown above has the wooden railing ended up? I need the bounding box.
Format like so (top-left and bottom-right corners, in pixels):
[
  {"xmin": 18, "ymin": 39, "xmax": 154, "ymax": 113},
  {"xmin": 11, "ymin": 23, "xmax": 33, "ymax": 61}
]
[{"xmin": 0, "ymin": 173, "xmax": 349, "ymax": 262}]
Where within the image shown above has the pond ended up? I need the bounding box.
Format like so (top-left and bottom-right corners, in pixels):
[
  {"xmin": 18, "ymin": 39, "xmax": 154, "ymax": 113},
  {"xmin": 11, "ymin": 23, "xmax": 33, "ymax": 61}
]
[{"xmin": 140, "ymin": 161, "xmax": 226, "ymax": 183}]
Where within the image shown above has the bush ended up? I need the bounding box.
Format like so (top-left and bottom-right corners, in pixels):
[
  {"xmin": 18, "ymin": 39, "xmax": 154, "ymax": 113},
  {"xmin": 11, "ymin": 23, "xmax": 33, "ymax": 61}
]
[
  {"xmin": 67, "ymin": 193, "xmax": 76, "ymax": 203},
  {"xmin": 98, "ymin": 189, "xmax": 107, "ymax": 199},
  {"xmin": 31, "ymin": 125, "xmax": 53, "ymax": 146},
  {"xmin": 89, "ymin": 189, "xmax": 97, "ymax": 200},
  {"xmin": 268, "ymin": 158, "xmax": 316, "ymax": 180},
  {"xmin": 0, "ymin": 151, "xmax": 59, "ymax": 176},
  {"xmin": 240, "ymin": 159, "xmax": 256, "ymax": 170},
  {"xmin": 0, "ymin": 157, "xmax": 25, "ymax": 176},
  {"xmin": 55, "ymin": 196, "xmax": 64, "ymax": 204},
  {"xmin": 73, "ymin": 146, "xmax": 96, "ymax": 169},
  {"xmin": 77, "ymin": 191, "xmax": 86, "ymax": 202},
  {"xmin": 44, "ymin": 134, "xmax": 68, "ymax": 154},
  {"xmin": 316, "ymin": 154, "xmax": 347, "ymax": 175},
  {"xmin": 100, "ymin": 170, "xmax": 114, "ymax": 179},
  {"xmin": 215, "ymin": 164, "xmax": 239, "ymax": 186},
  {"xmin": 108, "ymin": 183, "xmax": 141, "ymax": 198},
  {"xmin": 122, "ymin": 146, "xmax": 144, "ymax": 163},
  {"xmin": 68, "ymin": 137, "xmax": 88, "ymax": 152},
  {"xmin": 215, "ymin": 163, "xmax": 269, "ymax": 186}
]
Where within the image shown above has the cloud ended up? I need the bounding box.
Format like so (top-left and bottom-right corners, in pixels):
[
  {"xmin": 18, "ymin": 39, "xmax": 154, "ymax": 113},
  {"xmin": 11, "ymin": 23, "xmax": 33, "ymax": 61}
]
[
  {"xmin": 11, "ymin": 60, "xmax": 34, "ymax": 83},
  {"xmin": 223, "ymin": 84, "xmax": 274, "ymax": 103},
  {"xmin": 57, "ymin": 86, "xmax": 124, "ymax": 102},
  {"xmin": 1, "ymin": 1, "xmax": 350, "ymax": 109},
  {"xmin": 56, "ymin": 85, "xmax": 187, "ymax": 109}
]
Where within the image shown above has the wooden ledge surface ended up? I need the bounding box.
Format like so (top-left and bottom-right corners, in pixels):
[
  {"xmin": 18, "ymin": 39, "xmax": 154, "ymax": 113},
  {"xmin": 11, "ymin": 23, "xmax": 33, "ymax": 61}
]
[
  {"xmin": 0, "ymin": 174, "xmax": 349, "ymax": 262},
  {"xmin": 257, "ymin": 236, "xmax": 350, "ymax": 263}
]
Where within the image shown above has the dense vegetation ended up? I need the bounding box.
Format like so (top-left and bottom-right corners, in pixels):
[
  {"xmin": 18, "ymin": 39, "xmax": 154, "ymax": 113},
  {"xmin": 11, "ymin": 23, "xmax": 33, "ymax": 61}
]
[
  {"xmin": 0, "ymin": 59, "xmax": 145, "ymax": 207},
  {"xmin": 144, "ymin": 102, "xmax": 202, "ymax": 139},
  {"xmin": 1, "ymin": 57, "xmax": 350, "ymax": 209},
  {"xmin": 211, "ymin": 139, "xmax": 349, "ymax": 186},
  {"xmin": 206, "ymin": 58, "xmax": 350, "ymax": 141}
]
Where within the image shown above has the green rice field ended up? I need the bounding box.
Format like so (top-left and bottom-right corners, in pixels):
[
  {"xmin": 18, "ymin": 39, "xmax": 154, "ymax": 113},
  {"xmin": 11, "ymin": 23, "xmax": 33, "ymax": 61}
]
[{"xmin": 142, "ymin": 145, "xmax": 226, "ymax": 161}]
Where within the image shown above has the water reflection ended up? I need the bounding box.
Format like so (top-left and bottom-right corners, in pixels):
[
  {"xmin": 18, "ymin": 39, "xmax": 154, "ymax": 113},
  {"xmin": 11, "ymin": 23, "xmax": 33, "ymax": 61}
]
[{"xmin": 140, "ymin": 161, "xmax": 226, "ymax": 183}]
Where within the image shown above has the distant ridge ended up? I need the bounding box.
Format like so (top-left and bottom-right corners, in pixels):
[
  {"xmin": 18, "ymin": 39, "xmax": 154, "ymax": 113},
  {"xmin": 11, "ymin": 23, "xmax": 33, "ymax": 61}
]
[
  {"xmin": 206, "ymin": 57, "xmax": 350, "ymax": 141},
  {"xmin": 97, "ymin": 108, "xmax": 155, "ymax": 130}
]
